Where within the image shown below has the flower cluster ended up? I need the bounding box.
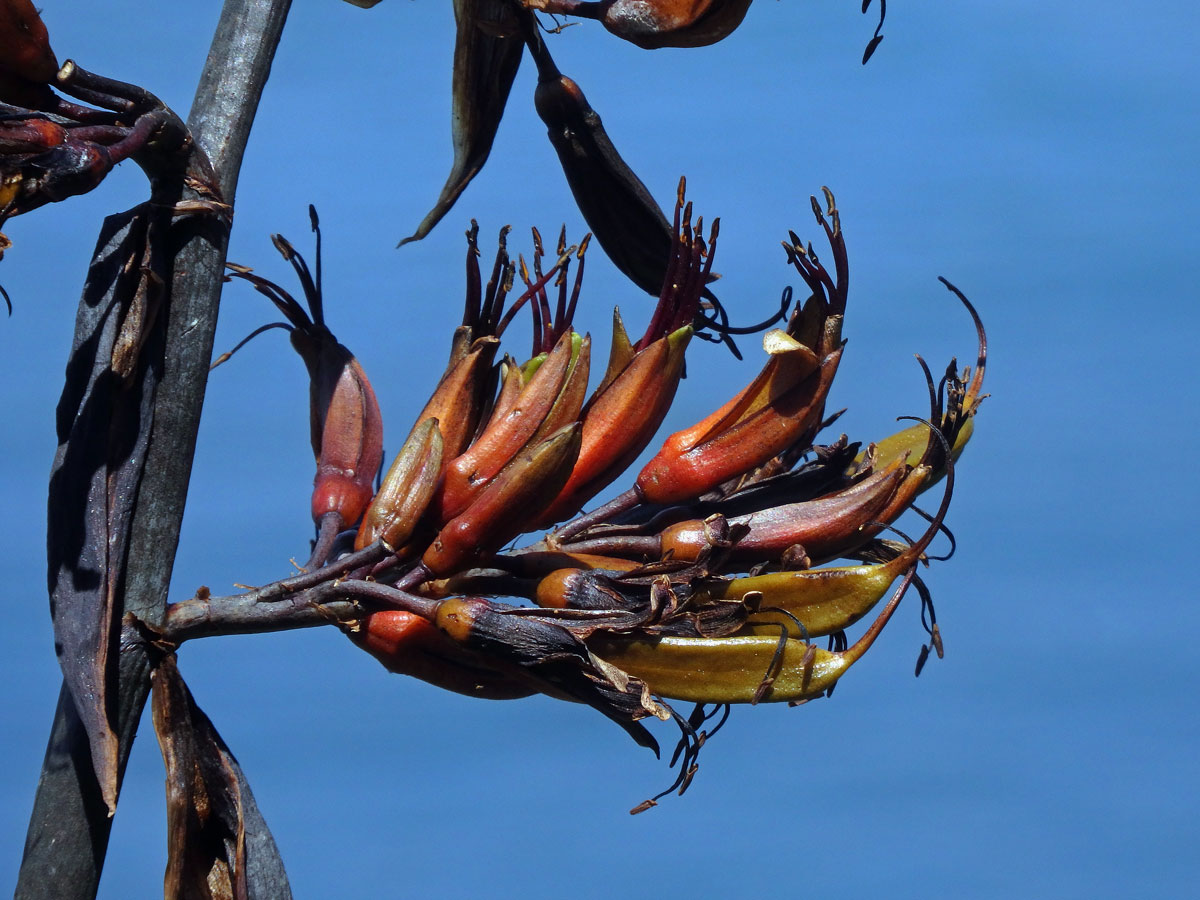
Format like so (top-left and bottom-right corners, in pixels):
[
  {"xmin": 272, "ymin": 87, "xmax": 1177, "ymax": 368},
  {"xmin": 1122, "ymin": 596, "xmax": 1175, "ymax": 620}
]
[
  {"xmin": 4, "ymin": 0, "xmax": 985, "ymax": 816},
  {"xmin": 206, "ymin": 183, "xmax": 986, "ymax": 811}
]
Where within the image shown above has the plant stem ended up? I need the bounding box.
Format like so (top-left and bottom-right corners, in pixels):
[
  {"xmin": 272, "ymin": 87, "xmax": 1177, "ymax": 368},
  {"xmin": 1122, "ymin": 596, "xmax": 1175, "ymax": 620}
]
[
  {"xmin": 16, "ymin": 2, "xmax": 293, "ymax": 897},
  {"xmin": 163, "ymin": 578, "xmax": 441, "ymax": 644}
]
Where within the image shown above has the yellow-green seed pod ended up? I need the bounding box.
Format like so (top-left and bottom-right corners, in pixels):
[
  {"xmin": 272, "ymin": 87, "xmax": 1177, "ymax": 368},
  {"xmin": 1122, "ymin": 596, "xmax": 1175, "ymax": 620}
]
[
  {"xmin": 590, "ymin": 634, "xmax": 846, "ymax": 704},
  {"xmin": 700, "ymin": 561, "xmax": 904, "ymax": 639},
  {"xmin": 591, "ymin": 565, "xmax": 916, "ymax": 703}
]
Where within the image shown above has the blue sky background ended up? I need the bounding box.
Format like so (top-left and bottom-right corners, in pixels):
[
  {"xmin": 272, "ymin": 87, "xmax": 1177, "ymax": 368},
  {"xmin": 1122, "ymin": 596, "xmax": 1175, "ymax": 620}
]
[{"xmin": 3, "ymin": 1, "xmax": 1197, "ymax": 896}]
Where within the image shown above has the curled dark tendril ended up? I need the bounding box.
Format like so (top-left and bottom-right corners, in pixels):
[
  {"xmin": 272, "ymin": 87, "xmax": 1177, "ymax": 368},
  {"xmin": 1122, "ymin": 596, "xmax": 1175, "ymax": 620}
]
[
  {"xmin": 906, "ymin": 505, "xmax": 957, "ymax": 562},
  {"xmin": 913, "ymin": 573, "xmax": 943, "ymax": 677},
  {"xmin": 696, "ymin": 285, "xmax": 793, "ymax": 337}
]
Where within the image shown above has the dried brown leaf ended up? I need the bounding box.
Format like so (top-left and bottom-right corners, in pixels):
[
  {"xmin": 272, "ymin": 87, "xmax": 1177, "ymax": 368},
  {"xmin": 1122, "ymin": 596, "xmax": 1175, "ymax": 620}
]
[{"xmin": 152, "ymin": 655, "xmax": 292, "ymax": 900}]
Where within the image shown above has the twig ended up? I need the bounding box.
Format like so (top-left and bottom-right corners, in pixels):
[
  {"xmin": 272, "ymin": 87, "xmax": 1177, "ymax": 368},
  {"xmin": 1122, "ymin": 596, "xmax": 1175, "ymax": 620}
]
[{"xmin": 163, "ymin": 578, "xmax": 439, "ymax": 644}]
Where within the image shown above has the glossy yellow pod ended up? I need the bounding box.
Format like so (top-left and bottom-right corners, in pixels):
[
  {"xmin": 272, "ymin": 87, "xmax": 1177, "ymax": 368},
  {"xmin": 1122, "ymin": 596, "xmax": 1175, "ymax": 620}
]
[
  {"xmin": 591, "ymin": 634, "xmax": 847, "ymax": 704},
  {"xmin": 704, "ymin": 563, "xmax": 901, "ymax": 638},
  {"xmin": 860, "ymin": 418, "xmax": 973, "ymax": 481},
  {"xmin": 592, "ymin": 564, "xmax": 916, "ymax": 703}
]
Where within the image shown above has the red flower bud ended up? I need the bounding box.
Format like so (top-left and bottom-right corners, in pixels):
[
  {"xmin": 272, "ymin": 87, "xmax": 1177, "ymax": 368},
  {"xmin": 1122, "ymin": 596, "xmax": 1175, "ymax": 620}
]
[
  {"xmin": 351, "ymin": 610, "xmax": 536, "ymax": 700},
  {"xmin": 658, "ymin": 460, "xmax": 906, "ymax": 565},
  {"xmin": 224, "ymin": 211, "xmax": 384, "ymax": 565}
]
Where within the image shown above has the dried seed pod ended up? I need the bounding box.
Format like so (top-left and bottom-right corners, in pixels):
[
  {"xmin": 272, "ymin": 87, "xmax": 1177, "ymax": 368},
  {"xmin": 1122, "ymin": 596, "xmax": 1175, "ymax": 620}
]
[
  {"xmin": 525, "ymin": 26, "xmax": 674, "ymax": 297},
  {"xmin": 400, "ymin": 0, "xmax": 523, "ymax": 244}
]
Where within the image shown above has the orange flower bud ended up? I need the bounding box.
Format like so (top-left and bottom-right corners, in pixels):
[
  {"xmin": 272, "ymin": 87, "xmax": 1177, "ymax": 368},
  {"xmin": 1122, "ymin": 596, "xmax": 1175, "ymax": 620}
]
[
  {"xmin": 423, "ymin": 424, "xmax": 583, "ymax": 576},
  {"xmin": 355, "ymin": 419, "xmax": 444, "ymax": 552},
  {"xmin": 632, "ymin": 190, "xmax": 850, "ymax": 505},
  {"xmin": 537, "ymin": 324, "xmax": 692, "ymax": 526},
  {"xmin": 410, "ymin": 334, "xmax": 499, "ymax": 461},
  {"xmin": 437, "ymin": 329, "xmax": 580, "ymax": 522},
  {"xmin": 636, "ymin": 336, "xmax": 843, "ymax": 504}
]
